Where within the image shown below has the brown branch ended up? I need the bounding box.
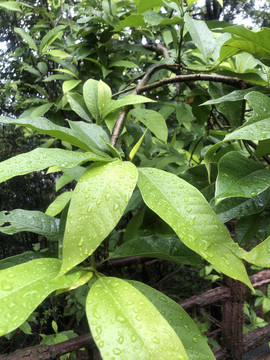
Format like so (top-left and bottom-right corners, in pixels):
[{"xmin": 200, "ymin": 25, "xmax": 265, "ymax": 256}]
[{"xmin": 138, "ymin": 74, "xmax": 253, "ymax": 94}]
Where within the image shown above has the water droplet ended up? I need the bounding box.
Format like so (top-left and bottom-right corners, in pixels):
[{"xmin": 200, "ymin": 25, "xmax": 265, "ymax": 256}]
[
  {"xmin": 113, "ymin": 347, "xmax": 122, "ymax": 355},
  {"xmin": 135, "ymin": 315, "xmax": 142, "ymax": 321},
  {"xmin": 116, "ymin": 315, "xmax": 126, "ymax": 323},
  {"xmin": 87, "ymin": 206, "xmax": 92, "ymax": 213},
  {"xmin": 2, "ymin": 281, "xmax": 13, "ymax": 291},
  {"xmin": 153, "ymin": 337, "xmax": 160, "ymax": 344},
  {"xmin": 184, "ymin": 325, "xmax": 190, "ymax": 332},
  {"xmin": 192, "ymin": 337, "xmax": 199, "ymax": 343},
  {"xmin": 131, "ymin": 335, "xmax": 137, "ymax": 343},
  {"xmin": 98, "ymin": 341, "xmax": 104, "ymax": 348},
  {"xmin": 113, "ymin": 204, "xmax": 119, "ymax": 211},
  {"xmin": 105, "ymin": 194, "xmax": 111, "ymax": 201},
  {"xmin": 184, "ymin": 197, "xmax": 188, "ymax": 202},
  {"xmin": 118, "ymin": 336, "xmax": 124, "ymax": 344},
  {"xmin": 96, "ymin": 199, "xmax": 102, "ymax": 205}
]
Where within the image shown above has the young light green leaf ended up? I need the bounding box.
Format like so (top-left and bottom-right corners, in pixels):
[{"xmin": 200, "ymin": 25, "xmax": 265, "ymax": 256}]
[
  {"xmin": 242, "ymin": 235, "xmax": 270, "ymax": 267},
  {"xmin": 62, "ymin": 79, "xmax": 81, "ymax": 93},
  {"xmin": 103, "ymin": 95, "xmax": 155, "ymax": 118},
  {"xmin": 215, "ymin": 152, "xmax": 270, "ymax": 204},
  {"xmin": 138, "ymin": 0, "xmax": 166, "ymax": 12},
  {"xmin": 14, "ymin": 27, "xmax": 37, "ymax": 52},
  {"xmin": 130, "ymin": 108, "xmax": 168, "ymax": 143},
  {"xmin": 0, "ymin": 1, "xmax": 22, "ymax": 12},
  {"xmin": 83, "ymin": 79, "xmax": 112, "ymax": 121},
  {"xmin": 0, "ymin": 148, "xmax": 108, "ymax": 184},
  {"xmin": 129, "ymin": 129, "xmax": 147, "ymax": 161},
  {"xmin": 60, "ymin": 161, "xmax": 138, "ymax": 275},
  {"xmin": 86, "ymin": 277, "xmax": 188, "ymax": 360},
  {"xmin": 128, "ymin": 280, "xmax": 215, "ymax": 360},
  {"xmin": 67, "ymin": 93, "xmax": 92, "ymax": 122},
  {"xmin": 110, "ymin": 235, "xmax": 203, "ymax": 266},
  {"xmin": 137, "ymin": 168, "xmax": 252, "ymax": 289},
  {"xmin": 44, "ymin": 50, "xmax": 71, "ymax": 59},
  {"xmin": 184, "ymin": 13, "xmax": 215, "ymax": 61},
  {"xmin": 0, "ymin": 258, "xmax": 81, "ymax": 337},
  {"xmin": 0, "ymin": 210, "xmax": 59, "ymax": 240},
  {"xmin": 53, "ymin": 68, "xmax": 78, "ymax": 78},
  {"xmin": 45, "ymin": 192, "xmax": 73, "ymax": 217}
]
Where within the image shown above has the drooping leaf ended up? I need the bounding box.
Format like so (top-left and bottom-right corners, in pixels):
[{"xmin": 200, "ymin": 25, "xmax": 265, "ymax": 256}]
[
  {"xmin": 130, "ymin": 108, "xmax": 168, "ymax": 143},
  {"xmin": 14, "ymin": 27, "xmax": 37, "ymax": 52},
  {"xmin": 110, "ymin": 235, "xmax": 203, "ymax": 266},
  {"xmin": 242, "ymin": 235, "xmax": 270, "ymax": 267},
  {"xmin": 128, "ymin": 280, "xmax": 215, "ymax": 360},
  {"xmin": 184, "ymin": 13, "xmax": 215, "ymax": 61},
  {"xmin": 0, "ymin": 210, "xmax": 59, "ymax": 240},
  {"xmin": 201, "ymin": 88, "xmax": 257, "ymax": 105},
  {"xmin": 60, "ymin": 161, "xmax": 138, "ymax": 275},
  {"xmin": 45, "ymin": 192, "xmax": 73, "ymax": 217},
  {"xmin": 67, "ymin": 121, "xmax": 110, "ymax": 155},
  {"xmin": 67, "ymin": 93, "xmax": 92, "ymax": 122},
  {"xmin": 221, "ymin": 25, "xmax": 270, "ymax": 65},
  {"xmin": 0, "ymin": 116, "xmax": 94, "ymax": 151},
  {"xmin": 129, "ymin": 129, "xmax": 148, "ymax": 161},
  {"xmin": 83, "ymin": 79, "xmax": 112, "ymax": 121},
  {"xmin": 86, "ymin": 276, "xmax": 188, "ymax": 360},
  {"xmin": 0, "ymin": 148, "xmax": 108, "ymax": 184},
  {"xmin": 215, "ymin": 152, "xmax": 270, "ymax": 203},
  {"xmin": 137, "ymin": 168, "xmax": 252, "ymax": 289},
  {"xmin": 0, "ymin": 258, "xmax": 81, "ymax": 337},
  {"xmin": 212, "ymin": 189, "xmax": 270, "ymax": 223}
]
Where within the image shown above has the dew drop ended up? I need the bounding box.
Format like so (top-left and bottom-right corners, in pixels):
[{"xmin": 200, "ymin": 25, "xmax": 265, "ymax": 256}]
[
  {"xmin": 96, "ymin": 199, "xmax": 102, "ymax": 205},
  {"xmin": 192, "ymin": 337, "xmax": 199, "ymax": 343},
  {"xmin": 118, "ymin": 336, "xmax": 124, "ymax": 344},
  {"xmin": 113, "ymin": 347, "xmax": 122, "ymax": 355},
  {"xmin": 113, "ymin": 204, "xmax": 119, "ymax": 211},
  {"xmin": 116, "ymin": 315, "xmax": 126, "ymax": 323},
  {"xmin": 135, "ymin": 315, "xmax": 142, "ymax": 321}
]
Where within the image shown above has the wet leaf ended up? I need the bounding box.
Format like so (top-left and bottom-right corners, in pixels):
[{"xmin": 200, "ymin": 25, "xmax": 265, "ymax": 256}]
[
  {"xmin": 45, "ymin": 192, "xmax": 73, "ymax": 217},
  {"xmin": 128, "ymin": 280, "xmax": 215, "ymax": 360},
  {"xmin": 86, "ymin": 276, "xmax": 188, "ymax": 360},
  {"xmin": 60, "ymin": 161, "xmax": 138, "ymax": 275},
  {"xmin": 215, "ymin": 152, "xmax": 270, "ymax": 203},
  {"xmin": 0, "ymin": 258, "xmax": 81, "ymax": 336},
  {"xmin": 110, "ymin": 235, "xmax": 203, "ymax": 266},
  {"xmin": 138, "ymin": 168, "xmax": 252, "ymax": 289},
  {"xmin": 0, "ymin": 148, "xmax": 108, "ymax": 184},
  {"xmin": 242, "ymin": 235, "xmax": 270, "ymax": 267},
  {"xmin": 0, "ymin": 209, "xmax": 59, "ymax": 240}
]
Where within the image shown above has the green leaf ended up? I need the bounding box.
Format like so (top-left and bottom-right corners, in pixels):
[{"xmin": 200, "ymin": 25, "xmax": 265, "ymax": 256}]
[
  {"xmin": 137, "ymin": 168, "xmax": 252, "ymax": 289},
  {"xmin": 0, "ymin": 258, "xmax": 81, "ymax": 336},
  {"xmin": 138, "ymin": 0, "xmax": 166, "ymax": 12},
  {"xmin": 114, "ymin": 14, "xmax": 146, "ymax": 31},
  {"xmin": 201, "ymin": 88, "xmax": 256, "ymax": 106},
  {"xmin": 14, "ymin": 27, "xmax": 37, "ymax": 52},
  {"xmin": 53, "ymin": 68, "xmax": 77, "ymax": 78},
  {"xmin": 0, "ymin": 210, "xmax": 59, "ymax": 240},
  {"xmin": 215, "ymin": 152, "xmax": 270, "ymax": 203},
  {"xmin": 60, "ymin": 161, "xmax": 138, "ymax": 275},
  {"xmin": 0, "ymin": 1, "xmax": 21, "ymax": 12},
  {"xmin": 263, "ymin": 297, "xmax": 270, "ymax": 314},
  {"xmin": 0, "ymin": 148, "xmax": 108, "ymax": 184},
  {"xmin": 212, "ymin": 190, "xmax": 270, "ymax": 223},
  {"xmin": 44, "ymin": 50, "xmax": 71, "ymax": 59},
  {"xmin": 0, "ymin": 116, "xmax": 108, "ymax": 152},
  {"xmin": 67, "ymin": 93, "xmax": 92, "ymax": 122},
  {"xmin": 86, "ymin": 276, "xmax": 188, "ymax": 360},
  {"xmin": 45, "ymin": 192, "xmax": 73, "ymax": 217},
  {"xmin": 184, "ymin": 13, "xmax": 215, "ymax": 61},
  {"xmin": 110, "ymin": 235, "xmax": 203, "ymax": 266},
  {"xmin": 83, "ymin": 79, "xmax": 112, "ymax": 121},
  {"xmin": 128, "ymin": 280, "xmax": 215, "ymax": 360},
  {"xmin": 40, "ymin": 25, "xmax": 66, "ymax": 52},
  {"xmin": 130, "ymin": 108, "xmax": 168, "ymax": 143},
  {"xmin": 0, "ymin": 252, "xmax": 56, "ymax": 270},
  {"xmin": 67, "ymin": 120, "xmax": 110, "ymax": 155},
  {"xmin": 242, "ymin": 235, "xmax": 270, "ymax": 268},
  {"xmin": 30, "ymin": 103, "xmax": 53, "ymax": 117},
  {"xmin": 103, "ymin": 95, "xmax": 155, "ymax": 118},
  {"xmin": 44, "ymin": 74, "xmax": 73, "ymax": 82},
  {"xmin": 221, "ymin": 25, "xmax": 270, "ymax": 65},
  {"xmin": 109, "ymin": 60, "xmax": 139, "ymax": 69},
  {"xmin": 62, "ymin": 79, "xmax": 81, "ymax": 94},
  {"xmin": 129, "ymin": 129, "xmax": 147, "ymax": 161}
]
